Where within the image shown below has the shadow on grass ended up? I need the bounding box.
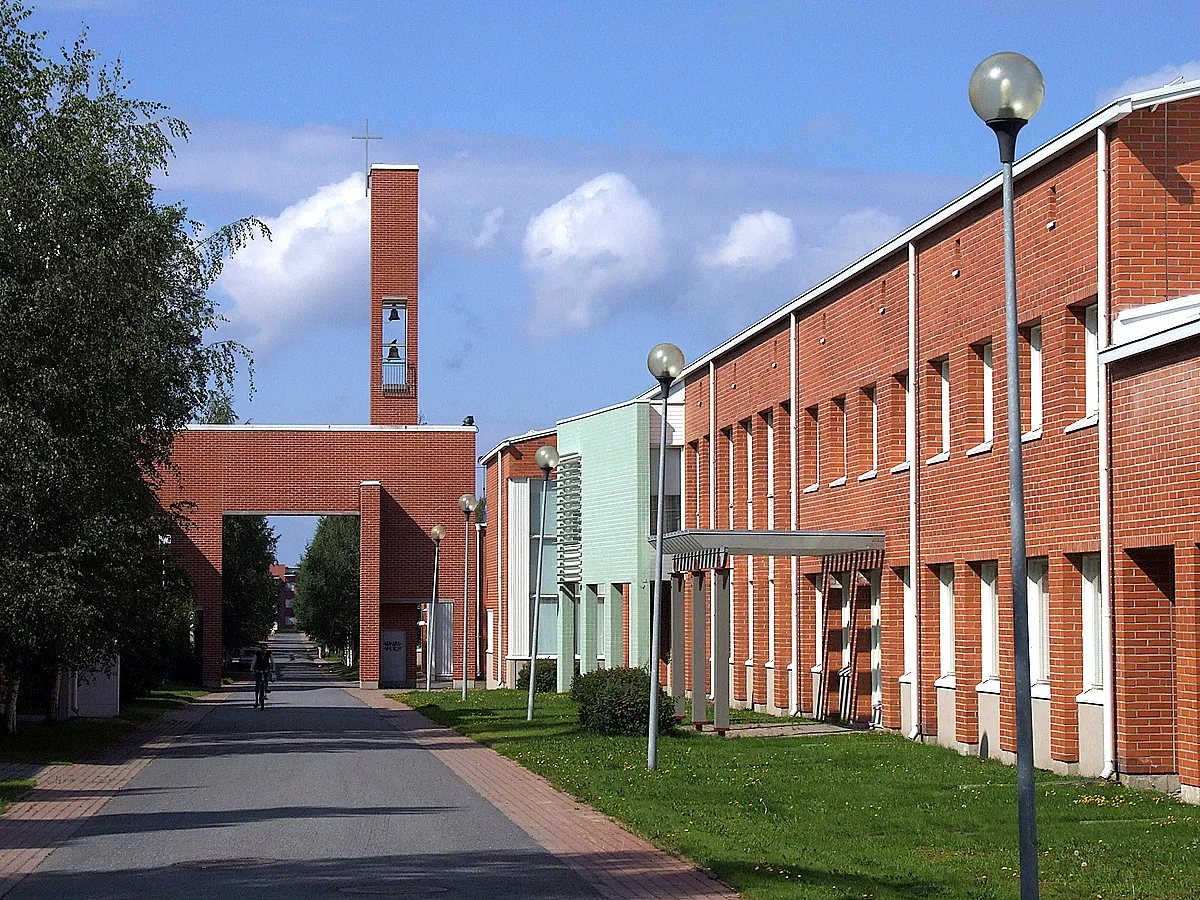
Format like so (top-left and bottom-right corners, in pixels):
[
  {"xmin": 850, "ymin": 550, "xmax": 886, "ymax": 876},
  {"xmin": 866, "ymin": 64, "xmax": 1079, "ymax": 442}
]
[{"xmin": 712, "ymin": 859, "xmax": 950, "ymax": 899}]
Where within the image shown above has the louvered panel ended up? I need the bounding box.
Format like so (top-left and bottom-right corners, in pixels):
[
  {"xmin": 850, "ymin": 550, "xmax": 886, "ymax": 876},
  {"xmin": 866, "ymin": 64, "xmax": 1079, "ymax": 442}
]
[{"xmin": 556, "ymin": 452, "xmax": 583, "ymax": 584}]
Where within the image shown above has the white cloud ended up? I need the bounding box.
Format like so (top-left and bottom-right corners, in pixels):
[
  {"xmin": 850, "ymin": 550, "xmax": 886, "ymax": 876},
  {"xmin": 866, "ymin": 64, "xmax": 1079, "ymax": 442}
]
[
  {"xmin": 1100, "ymin": 61, "xmax": 1200, "ymax": 105},
  {"xmin": 699, "ymin": 210, "xmax": 795, "ymax": 274},
  {"xmin": 809, "ymin": 208, "xmax": 904, "ymax": 268},
  {"xmin": 215, "ymin": 172, "xmax": 369, "ymax": 353},
  {"xmin": 473, "ymin": 206, "xmax": 504, "ymax": 249},
  {"xmin": 522, "ymin": 173, "xmax": 665, "ymax": 334}
]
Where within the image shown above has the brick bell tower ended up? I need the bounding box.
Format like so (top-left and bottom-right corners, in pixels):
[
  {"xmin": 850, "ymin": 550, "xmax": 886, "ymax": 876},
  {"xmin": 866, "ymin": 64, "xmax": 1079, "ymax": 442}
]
[{"xmin": 369, "ymin": 164, "xmax": 419, "ymax": 425}]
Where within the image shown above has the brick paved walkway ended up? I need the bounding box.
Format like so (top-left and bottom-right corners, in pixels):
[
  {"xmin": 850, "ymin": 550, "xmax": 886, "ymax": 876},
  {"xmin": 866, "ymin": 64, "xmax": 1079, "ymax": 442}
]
[
  {"xmin": 348, "ymin": 689, "xmax": 739, "ymax": 900},
  {"xmin": 0, "ymin": 693, "xmax": 227, "ymax": 898}
]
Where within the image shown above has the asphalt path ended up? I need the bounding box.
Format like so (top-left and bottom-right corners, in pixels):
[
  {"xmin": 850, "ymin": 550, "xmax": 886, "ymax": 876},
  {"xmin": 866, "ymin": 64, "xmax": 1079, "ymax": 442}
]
[{"xmin": 8, "ymin": 633, "xmax": 599, "ymax": 899}]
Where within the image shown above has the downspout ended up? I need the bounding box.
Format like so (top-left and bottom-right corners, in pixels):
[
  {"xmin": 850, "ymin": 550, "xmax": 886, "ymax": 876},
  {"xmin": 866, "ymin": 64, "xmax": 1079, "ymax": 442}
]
[
  {"xmin": 789, "ymin": 310, "xmax": 799, "ymax": 715},
  {"xmin": 708, "ymin": 361, "xmax": 716, "ymax": 529},
  {"xmin": 1097, "ymin": 125, "xmax": 1118, "ymax": 780},
  {"xmin": 907, "ymin": 240, "xmax": 922, "ymax": 741}
]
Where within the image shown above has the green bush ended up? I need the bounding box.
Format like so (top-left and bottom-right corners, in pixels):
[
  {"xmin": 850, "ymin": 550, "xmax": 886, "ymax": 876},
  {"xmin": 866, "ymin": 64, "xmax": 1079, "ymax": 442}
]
[
  {"xmin": 575, "ymin": 667, "xmax": 675, "ymax": 736},
  {"xmin": 516, "ymin": 659, "xmax": 560, "ymax": 693}
]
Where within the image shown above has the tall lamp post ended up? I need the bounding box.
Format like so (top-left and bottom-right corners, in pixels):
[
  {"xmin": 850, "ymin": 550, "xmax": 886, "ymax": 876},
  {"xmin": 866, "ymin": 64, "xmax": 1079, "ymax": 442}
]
[
  {"xmin": 969, "ymin": 51, "xmax": 1045, "ymax": 900},
  {"xmin": 458, "ymin": 494, "xmax": 479, "ymax": 701},
  {"xmin": 527, "ymin": 445, "xmax": 559, "ymax": 721},
  {"xmin": 427, "ymin": 525, "xmax": 445, "ymax": 691},
  {"xmin": 646, "ymin": 342, "xmax": 685, "ymax": 771}
]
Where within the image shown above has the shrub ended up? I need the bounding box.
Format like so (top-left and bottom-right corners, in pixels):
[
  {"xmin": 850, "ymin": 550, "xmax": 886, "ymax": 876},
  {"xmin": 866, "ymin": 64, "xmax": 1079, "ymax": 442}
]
[
  {"xmin": 575, "ymin": 667, "xmax": 675, "ymax": 736},
  {"xmin": 516, "ymin": 659, "xmax": 560, "ymax": 693}
]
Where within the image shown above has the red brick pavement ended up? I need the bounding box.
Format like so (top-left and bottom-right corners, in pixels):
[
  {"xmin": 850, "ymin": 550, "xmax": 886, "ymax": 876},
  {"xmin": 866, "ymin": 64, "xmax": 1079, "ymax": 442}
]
[
  {"xmin": 348, "ymin": 689, "xmax": 740, "ymax": 900},
  {"xmin": 0, "ymin": 692, "xmax": 229, "ymax": 898}
]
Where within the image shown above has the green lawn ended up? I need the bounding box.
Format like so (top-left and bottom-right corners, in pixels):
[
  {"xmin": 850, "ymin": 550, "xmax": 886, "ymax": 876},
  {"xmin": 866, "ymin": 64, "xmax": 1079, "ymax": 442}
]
[
  {"xmin": 0, "ymin": 685, "xmax": 207, "ymax": 814},
  {"xmin": 391, "ymin": 688, "xmax": 1200, "ymax": 900}
]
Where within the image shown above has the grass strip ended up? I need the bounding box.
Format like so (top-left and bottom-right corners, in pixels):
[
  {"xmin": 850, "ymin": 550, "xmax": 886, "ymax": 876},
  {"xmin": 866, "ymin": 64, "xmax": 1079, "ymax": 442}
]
[
  {"xmin": 0, "ymin": 685, "xmax": 208, "ymax": 767},
  {"xmin": 391, "ymin": 688, "xmax": 1200, "ymax": 900}
]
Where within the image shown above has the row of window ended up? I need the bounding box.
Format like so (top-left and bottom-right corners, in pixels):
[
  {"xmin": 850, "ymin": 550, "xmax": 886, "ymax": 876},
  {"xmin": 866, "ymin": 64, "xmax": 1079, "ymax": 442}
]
[
  {"xmin": 696, "ymin": 302, "xmax": 1101, "ymax": 499},
  {"xmin": 929, "ymin": 553, "xmax": 1103, "ymax": 694}
]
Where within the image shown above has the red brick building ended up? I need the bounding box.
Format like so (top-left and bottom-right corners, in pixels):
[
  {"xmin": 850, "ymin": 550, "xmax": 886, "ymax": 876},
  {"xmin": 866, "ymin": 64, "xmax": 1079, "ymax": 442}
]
[
  {"xmin": 158, "ymin": 165, "xmax": 477, "ymax": 690},
  {"xmin": 677, "ymin": 82, "xmax": 1200, "ymax": 798}
]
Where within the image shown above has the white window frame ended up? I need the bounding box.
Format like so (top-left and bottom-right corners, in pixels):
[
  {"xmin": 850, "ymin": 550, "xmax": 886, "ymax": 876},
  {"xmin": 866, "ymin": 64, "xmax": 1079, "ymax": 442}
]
[
  {"xmin": 1027, "ymin": 557, "xmax": 1050, "ymax": 689},
  {"xmin": 830, "ymin": 397, "xmax": 847, "ymax": 487},
  {"xmin": 1081, "ymin": 554, "xmax": 1103, "ymax": 692},
  {"xmin": 1028, "ymin": 325, "xmax": 1044, "ymax": 436},
  {"xmin": 979, "ymin": 561, "xmax": 999, "ymax": 684},
  {"xmin": 981, "ymin": 341, "xmax": 994, "ymax": 444},
  {"xmin": 940, "ymin": 359, "xmax": 951, "ymax": 454},
  {"xmin": 1084, "ymin": 304, "xmax": 1099, "ymax": 418},
  {"xmin": 862, "ymin": 384, "xmax": 879, "ymax": 477},
  {"xmin": 900, "ymin": 567, "xmax": 915, "ymax": 679},
  {"xmin": 939, "ymin": 564, "xmax": 955, "ymax": 679}
]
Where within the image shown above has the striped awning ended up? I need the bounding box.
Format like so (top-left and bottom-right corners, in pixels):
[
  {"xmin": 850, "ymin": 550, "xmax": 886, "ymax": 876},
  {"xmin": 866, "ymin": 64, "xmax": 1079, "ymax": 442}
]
[{"xmin": 657, "ymin": 528, "xmax": 885, "ymax": 573}]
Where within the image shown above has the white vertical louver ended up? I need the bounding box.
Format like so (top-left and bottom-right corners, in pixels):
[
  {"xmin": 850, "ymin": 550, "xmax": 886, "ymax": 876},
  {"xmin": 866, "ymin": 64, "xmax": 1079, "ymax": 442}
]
[{"xmin": 557, "ymin": 453, "xmax": 582, "ymax": 585}]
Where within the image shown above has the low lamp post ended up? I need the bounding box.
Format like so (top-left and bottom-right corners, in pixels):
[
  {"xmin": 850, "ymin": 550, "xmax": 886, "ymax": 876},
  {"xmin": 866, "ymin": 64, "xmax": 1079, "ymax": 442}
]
[
  {"xmin": 969, "ymin": 50, "xmax": 1045, "ymax": 900},
  {"xmin": 526, "ymin": 444, "xmax": 559, "ymax": 721},
  {"xmin": 427, "ymin": 525, "xmax": 445, "ymax": 691},
  {"xmin": 646, "ymin": 341, "xmax": 685, "ymax": 771},
  {"xmin": 458, "ymin": 493, "xmax": 479, "ymax": 701}
]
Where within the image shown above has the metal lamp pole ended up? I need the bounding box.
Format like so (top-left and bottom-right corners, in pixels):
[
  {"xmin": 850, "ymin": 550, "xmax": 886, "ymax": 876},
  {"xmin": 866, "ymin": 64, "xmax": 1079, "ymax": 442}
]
[
  {"xmin": 527, "ymin": 445, "xmax": 559, "ymax": 721},
  {"xmin": 427, "ymin": 525, "xmax": 445, "ymax": 691},
  {"xmin": 458, "ymin": 494, "xmax": 479, "ymax": 701},
  {"xmin": 970, "ymin": 51, "xmax": 1046, "ymax": 900},
  {"xmin": 646, "ymin": 342, "xmax": 685, "ymax": 771}
]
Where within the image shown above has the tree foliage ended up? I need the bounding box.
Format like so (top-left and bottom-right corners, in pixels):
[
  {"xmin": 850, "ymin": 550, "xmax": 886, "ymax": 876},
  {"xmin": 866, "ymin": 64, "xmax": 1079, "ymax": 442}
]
[
  {"xmin": 0, "ymin": 3, "xmax": 264, "ymax": 729},
  {"xmin": 293, "ymin": 517, "xmax": 360, "ymax": 661},
  {"xmin": 222, "ymin": 517, "xmax": 280, "ymax": 652}
]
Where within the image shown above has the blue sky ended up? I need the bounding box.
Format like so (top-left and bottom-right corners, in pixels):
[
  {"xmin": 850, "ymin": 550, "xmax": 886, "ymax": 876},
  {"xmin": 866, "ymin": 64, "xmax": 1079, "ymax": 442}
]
[{"xmin": 29, "ymin": 0, "xmax": 1198, "ymax": 562}]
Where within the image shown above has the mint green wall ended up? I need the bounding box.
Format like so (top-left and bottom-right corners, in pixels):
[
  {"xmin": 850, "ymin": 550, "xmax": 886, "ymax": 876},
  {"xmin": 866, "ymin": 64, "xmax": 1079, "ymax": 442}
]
[{"xmin": 557, "ymin": 401, "xmax": 653, "ymax": 668}]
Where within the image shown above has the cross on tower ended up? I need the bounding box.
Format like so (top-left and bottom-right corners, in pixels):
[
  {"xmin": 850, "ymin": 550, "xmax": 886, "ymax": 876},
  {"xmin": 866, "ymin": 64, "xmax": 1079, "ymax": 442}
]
[{"xmin": 351, "ymin": 119, "xmax": 381, "ymax": 196}]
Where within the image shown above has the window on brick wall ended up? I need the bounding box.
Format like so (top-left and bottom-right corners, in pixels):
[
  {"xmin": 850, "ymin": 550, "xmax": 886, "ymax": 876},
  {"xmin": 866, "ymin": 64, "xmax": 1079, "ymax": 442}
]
[
  {"xmin": 894, "ymin": 370, "xmax": 911, "ymax": 470},
  {"xmin": 839, "ymin": 572, "xmax": 852, "ymax": 672},
  {"xmin": 1027, "ymin": 557, "xmax": 1050, "ymax": 689},
  {"xmin": 938, "ymin": 564, "xmax": 955, "ymax": 678},
  {"xmin": 743, "ymin": 419, "xmax": 754, "ymax": 529},
  {"xmin": 979, "ymin": 561, "xmax": 999, "ymax": 683},
  {"xmin": 1080, "ymin": 553, "xmax": 1103, "ymax": 691},
  {"xmin": 899, "ymin": 566, "xmax": 915, "ymax": 679},
  {"xmin": 1024, "ymin": 324, "xmax": 1044, "ymax": 436},
  {"xmin": 765, "ymin": 410, "xmax": 775, "ymax": 529},
  {"xmin": 927, "ymin": 359, "xmax": 950, "ymax": 463},
  {"xmin": 803, "ymin": 405, "xmax": 819, "ymax": 491},
  {"xmin": 830, "ymin": 397, "xmax": 847, "ymax": 487},
  {"xmin": 1084, "ymin": 303, "xmax": 1099, "ymax": 419},
  {"xmin": 976, "ymin": 340, "xmax": 994, "ymax": 447},
  {"xmin": 861, "ymin": 384, "xmax": 878, "ymax": 478},
  {"xmin": 692, "ymin": 441, "xmax": 702, "ymax": 529},
  {"xmin": 726, "ymin": 428, "xmax": 736, "ymax": 528}
]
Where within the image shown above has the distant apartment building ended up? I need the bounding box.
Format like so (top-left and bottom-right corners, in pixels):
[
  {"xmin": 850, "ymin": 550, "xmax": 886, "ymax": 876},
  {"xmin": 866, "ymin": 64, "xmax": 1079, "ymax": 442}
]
[
  {"xmin": 270, "ymin": 564, "xmax": 297, "ymax": 630},
  {"xmin": 480, "ymin": 82, "xmax": 1200, "ymax": 801}
]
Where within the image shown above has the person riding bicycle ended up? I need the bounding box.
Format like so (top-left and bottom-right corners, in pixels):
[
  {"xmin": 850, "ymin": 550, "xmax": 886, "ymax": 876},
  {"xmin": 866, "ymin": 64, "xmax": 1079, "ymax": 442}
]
[{"xmin": 252, "ymin": 643, "xmax": 273, "ymax": 709}]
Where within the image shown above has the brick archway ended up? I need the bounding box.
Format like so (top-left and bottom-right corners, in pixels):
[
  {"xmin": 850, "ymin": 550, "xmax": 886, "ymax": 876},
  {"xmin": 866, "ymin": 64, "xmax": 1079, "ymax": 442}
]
[{"xmin": 155, "ymin": 165, "xmax": 477, "ymax": 688}]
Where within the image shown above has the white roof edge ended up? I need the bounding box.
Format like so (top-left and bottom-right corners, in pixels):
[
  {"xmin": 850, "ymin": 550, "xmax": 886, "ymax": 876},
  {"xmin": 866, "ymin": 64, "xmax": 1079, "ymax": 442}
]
[
  {"xmin": 185, "ymin": 423, "xmax": 476, "ymax": 433},
  {"xmin": 369, "ymin": 163, "xmax": 420, "ymax": 171},
  {"xmin": 478, "ymin": 426, "xmax": 557, "ymax": 466},
  {"xmin": 1100, "ymin": 316, "xmax": 1200, "ymax": 365},
  {"xmin": 556, "ymin": 396, "xmax": 647, "ymax": 427},
  {"xmin": 676, "ymin": 83, "xmax": 1200, "ymax": 381}
]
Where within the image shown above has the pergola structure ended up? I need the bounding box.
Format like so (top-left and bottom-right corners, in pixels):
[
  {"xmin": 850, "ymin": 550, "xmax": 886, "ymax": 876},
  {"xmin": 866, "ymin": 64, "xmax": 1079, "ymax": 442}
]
[{"xmin": 660, "ymin": 529, "xmax": 885, "ymax": 733}]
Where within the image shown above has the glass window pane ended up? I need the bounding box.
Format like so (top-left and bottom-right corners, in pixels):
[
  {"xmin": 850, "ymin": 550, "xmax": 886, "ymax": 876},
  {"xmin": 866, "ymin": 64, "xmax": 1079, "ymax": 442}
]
[
  {"xmin": 530, "ymin": 479, "xmax": 557, "ymax": 536},
  {"xmin": 536, "ymin": 597, "xmax": 558, "ymax": 655},
  {"xmin": 529, "ymin": 538, "xmax": 557, "ymax": 595}
]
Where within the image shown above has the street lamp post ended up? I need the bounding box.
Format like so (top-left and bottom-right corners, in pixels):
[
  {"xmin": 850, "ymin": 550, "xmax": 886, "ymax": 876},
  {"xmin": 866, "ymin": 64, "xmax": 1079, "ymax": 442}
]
[
  {"xmin": 646, "ymin": 342, "xmax": 685, "ymax": 771},
  {"xmin": 527, "ymin": 445, "xmax": 559, "ymax": 721},
  {"xmin": 427, "ymin": 525, "xmax": 445, "ymax": 691},
  {"xmin": 458, "ymin": 494, "xmax": 479, "ymax": 701},
  {"xmin": 969, "ymin": 51, "xmax": 1045, "ymax": 900}
]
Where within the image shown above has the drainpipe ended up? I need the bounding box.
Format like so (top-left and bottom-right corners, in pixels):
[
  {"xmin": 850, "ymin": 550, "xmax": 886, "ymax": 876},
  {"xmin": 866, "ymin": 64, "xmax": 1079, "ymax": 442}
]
[
  {"xmin": 1097, "ymin": 125, "xmax": 1118, "ymax": 781},
  {"xmin": 708, "ymin": 361, "xmax": 716, "ymax": 529},
  {"xmin": 789, "ymin": 310, "xmax": 799, "ymax": 715},
  {"xmin": 907, "ymin": 240, "xmax": 922, "ymax": 741}
]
